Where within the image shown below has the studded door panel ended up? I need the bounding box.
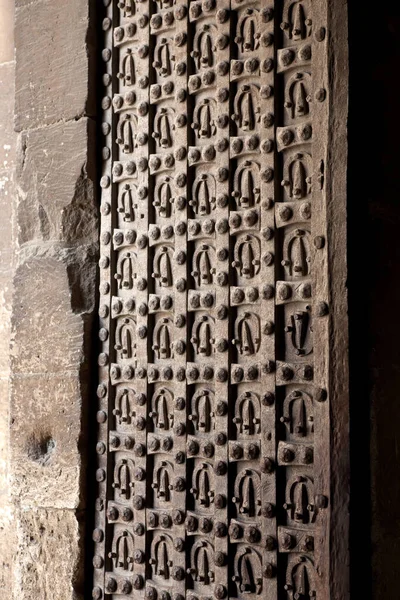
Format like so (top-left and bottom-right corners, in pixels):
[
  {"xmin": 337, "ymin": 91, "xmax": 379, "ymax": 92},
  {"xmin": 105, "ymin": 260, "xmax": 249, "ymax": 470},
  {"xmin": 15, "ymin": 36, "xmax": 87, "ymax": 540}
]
[{"xmin": 93, "ymin": 1, "xmax": 337, "ymax": 599}]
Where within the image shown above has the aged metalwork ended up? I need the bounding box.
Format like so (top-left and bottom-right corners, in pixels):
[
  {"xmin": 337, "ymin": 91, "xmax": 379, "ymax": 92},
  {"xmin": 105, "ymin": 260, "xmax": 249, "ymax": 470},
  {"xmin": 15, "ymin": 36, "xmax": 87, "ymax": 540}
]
[{"xmin": 94, "ymin": 0, "xmax": 344, "ymax": 598}]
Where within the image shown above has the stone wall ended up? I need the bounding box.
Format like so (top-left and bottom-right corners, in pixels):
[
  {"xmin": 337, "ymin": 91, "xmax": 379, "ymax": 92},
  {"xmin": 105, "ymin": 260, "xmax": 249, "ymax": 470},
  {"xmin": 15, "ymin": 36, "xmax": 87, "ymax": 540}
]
[
  {"xmin": 9, "ymin": 1, "xmax": 97, "ymax": 598},
  {"xmin": 0, "ymin": 0, "xmax": 16, "ymax": 596}
]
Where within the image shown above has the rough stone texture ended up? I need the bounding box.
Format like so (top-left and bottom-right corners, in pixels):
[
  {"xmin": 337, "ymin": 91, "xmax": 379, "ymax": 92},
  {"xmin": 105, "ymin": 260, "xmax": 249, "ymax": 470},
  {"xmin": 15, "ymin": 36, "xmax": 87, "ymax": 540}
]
[
  {"xmin": 11, "ymin": 251, "xmax": 96, "ymax": 376},
  {"xmin": 10, "ymin": 121, "xmax": 98, "ymax": 515},
  {"xmin": 0, "ymin": 0, "xmax": 13, "ymax": 63},
  {"xmin": 0, "ymin": 0, "xmax": 17, "ymax": 590},
  {"xmin": 9, "ymin": 0, "xmax": 97, "ymax": 597},
  {"xmin": 10, "ymin": 149, "xmax": 96, "ymax": 591},
  {"xmin": 16, "ymin": 118, "xmax": 97, "ymax": 246},
  {"xmin": 13, "ymin": 508, "xmax": 84, "ymax": 600},
  {"xmin": 0, "ymin": 377, "xmax": 14, "ymax": 598},
  {"xmin": 10, "ymin": 371, "xmax": 87, "ymax": 510},
  {"xmin": 14, "ymin": 0, "xmax": 96, "ymax": 132}
]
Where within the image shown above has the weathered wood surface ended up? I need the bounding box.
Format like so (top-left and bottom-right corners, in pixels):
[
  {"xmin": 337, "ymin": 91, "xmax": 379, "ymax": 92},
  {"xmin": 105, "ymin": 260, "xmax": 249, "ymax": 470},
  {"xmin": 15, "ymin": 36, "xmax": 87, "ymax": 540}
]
[{"xmin": 93, "ymin": 1, "xmax": 349, "ymax": 599}]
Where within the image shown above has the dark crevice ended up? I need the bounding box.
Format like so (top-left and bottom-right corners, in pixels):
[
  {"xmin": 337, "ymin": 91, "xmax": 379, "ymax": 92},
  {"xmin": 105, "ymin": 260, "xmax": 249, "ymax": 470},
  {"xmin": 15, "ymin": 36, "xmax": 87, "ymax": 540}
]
[{"xmin": 82, "ymin": 0, "xmax": 100, "ymax": 599}]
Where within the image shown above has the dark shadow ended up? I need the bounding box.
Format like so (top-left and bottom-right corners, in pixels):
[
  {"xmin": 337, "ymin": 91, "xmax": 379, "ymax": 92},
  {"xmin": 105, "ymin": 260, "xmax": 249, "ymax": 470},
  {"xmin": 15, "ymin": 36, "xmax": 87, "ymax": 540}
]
[{"xmin": 348, "ymin": 0, "xmax": 400, "ymax": 598}]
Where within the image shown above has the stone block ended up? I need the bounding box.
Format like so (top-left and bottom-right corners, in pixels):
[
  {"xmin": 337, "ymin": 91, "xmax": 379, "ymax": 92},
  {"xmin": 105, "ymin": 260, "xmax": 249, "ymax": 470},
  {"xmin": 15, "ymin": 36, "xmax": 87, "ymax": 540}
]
[
  {"xmin": 15, "ymin": 0, "xmax": 95, "ymax": 130},
  {"xmin": 0, "ymin": 57, "xmax": 16, "ymax": 600},
  {"xmin": 11, "ymin": 252, "xmax": 96, "ymax": 376},
  {"xmin": 0, "ymin": 62, "xmax": 16, "ymax": 171},
  {"xmin": 0, "ymin": 379, "xmax": 14, "ymax": 597},
  {"xmin": 10, "ymin": 372, "xmax": 87, "ymax": 510},
  {"xmin": 10, "ymin": 2, "xmax": 95, "ymax": 597},
  {"xmin": 0, "ymin": 0, "xmax": 14, "ymax": 63},
  {"xmin": 0, "ymin": 378, "xmax": 11, "ymax": 493},
  {"xmin": 0, "ymin": 172, "xmax": 14, "ymax": 378},
  {"xmin": 0, "ymin": 167, "xmax": 15, "ymax": 271},
  {"xmin": 0, "ymin": 498, "xmax": 14, "ymax": 598},
  {"xmin": 13, "ymin": 508, "xmax": 84, "ymax": 600},
  {"xmin": 16, "ymin": 118, "xmax": 97, "ymax": 246}
]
